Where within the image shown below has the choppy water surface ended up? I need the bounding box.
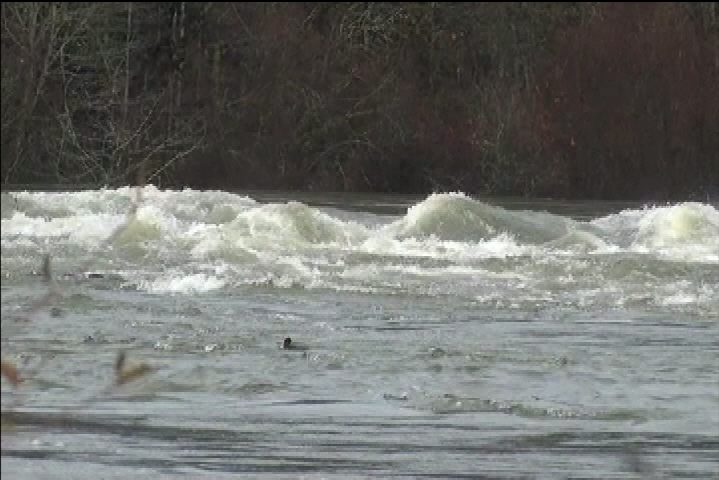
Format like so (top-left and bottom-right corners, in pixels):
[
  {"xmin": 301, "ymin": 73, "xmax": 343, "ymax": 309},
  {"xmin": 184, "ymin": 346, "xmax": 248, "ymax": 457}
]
[{"xmin": 2, "ymin": 188, "xmax": 718, "ymax": 479}]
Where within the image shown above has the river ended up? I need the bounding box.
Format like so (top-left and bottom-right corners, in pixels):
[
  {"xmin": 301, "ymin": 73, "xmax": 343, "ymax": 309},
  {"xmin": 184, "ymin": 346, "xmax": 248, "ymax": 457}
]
[{"xmin": 2, "ymin": 188, "xmax": 718, "ymax": 478}]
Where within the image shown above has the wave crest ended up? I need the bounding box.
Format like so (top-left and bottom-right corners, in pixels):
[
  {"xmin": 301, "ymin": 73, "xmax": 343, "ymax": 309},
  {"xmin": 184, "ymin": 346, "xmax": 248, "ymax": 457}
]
[
  {"xmin": 635, "ymin": 202, "xmax": 719, "ymax": 250},
  {"xmin": 386, "ymin": 192, "xmax": 572, "ymax": 244}
]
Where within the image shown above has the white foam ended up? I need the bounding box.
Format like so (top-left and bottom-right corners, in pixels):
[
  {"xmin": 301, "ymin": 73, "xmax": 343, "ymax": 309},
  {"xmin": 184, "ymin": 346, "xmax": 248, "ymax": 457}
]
[
  {"xmin": 3, "ymin": 188, "xmax": 717, "ymax": 314},
  {"xmin": 635, "ymin": 203, "xmax": 719, "ymax": 262},
  {"xmin": 140, "ymin": 273, "xmax": 226, "ymax": 294},
  {"xmin": 661, "ymin": 292, "xmax": 698, "ymax": 306},
  {"xmin": 592, "ymin": 202, "xmax": 719, "ymax": 263},
  {"xmin": 361, "ymin": 232, "xmax": 532, "ymax": 260},
  {"xmin": 2, "ymin": 212, "xmax": 128, "ymax": 246}
]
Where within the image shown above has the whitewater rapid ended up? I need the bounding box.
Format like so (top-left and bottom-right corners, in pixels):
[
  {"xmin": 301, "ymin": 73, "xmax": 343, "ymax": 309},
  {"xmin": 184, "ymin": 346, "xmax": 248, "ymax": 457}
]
[{"xmin": 1, "ymin": 188, "xmax": 718, "ymax": 315}]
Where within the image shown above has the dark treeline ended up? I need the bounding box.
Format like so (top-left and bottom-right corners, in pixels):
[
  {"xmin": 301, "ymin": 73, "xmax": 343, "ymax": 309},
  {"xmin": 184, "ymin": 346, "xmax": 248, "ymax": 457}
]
[{"xmin": 2, "ymin": 2, "xmax": 718, "ymax": 200}]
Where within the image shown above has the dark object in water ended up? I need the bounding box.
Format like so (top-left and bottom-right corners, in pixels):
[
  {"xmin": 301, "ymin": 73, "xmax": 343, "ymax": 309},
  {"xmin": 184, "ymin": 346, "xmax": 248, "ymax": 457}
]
[
  {"xmin": 1, "ymin": 360, "xmax": 21, "ymax": 387},
  {"xmin": 42, "ymin": 254, "xmax": 52, "ymax": 279},
  {"xmin": 429, "ymin": 347, "xmax": 446, "ymax": 357},
  {"xmin": 114, "ymin": 351, "xmax": 155, "ymax": 386},
  {"xmin": 62, "ymin": 272, "xmax": 105, "ymax": 280},
  {"xmin": 280, "ymin": 337, "xmax": 310, "ymax": 353}
]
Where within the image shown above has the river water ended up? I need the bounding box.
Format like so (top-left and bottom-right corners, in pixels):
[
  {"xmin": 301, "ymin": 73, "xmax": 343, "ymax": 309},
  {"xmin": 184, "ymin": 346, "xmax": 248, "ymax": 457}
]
[{"xmin": 1, "ymin": 188, "xmax": 718, "ymax": 479}]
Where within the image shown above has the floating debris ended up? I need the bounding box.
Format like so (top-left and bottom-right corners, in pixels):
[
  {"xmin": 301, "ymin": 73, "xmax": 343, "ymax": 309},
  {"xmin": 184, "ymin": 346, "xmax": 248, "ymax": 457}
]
[
  {"xmin": 1, "ymin": 360, "xmax": 22, "ymax": 387},
  {"xmin": 114, "ymin": 351, "xmax": 155, "ymax": 386}
]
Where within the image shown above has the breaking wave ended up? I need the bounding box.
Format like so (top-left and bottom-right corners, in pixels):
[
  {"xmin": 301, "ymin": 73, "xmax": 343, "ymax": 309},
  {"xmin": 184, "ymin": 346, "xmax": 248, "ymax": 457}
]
[{"xmin": 2, "ymin": 188, "xmax": 717, "ymax": 313}]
